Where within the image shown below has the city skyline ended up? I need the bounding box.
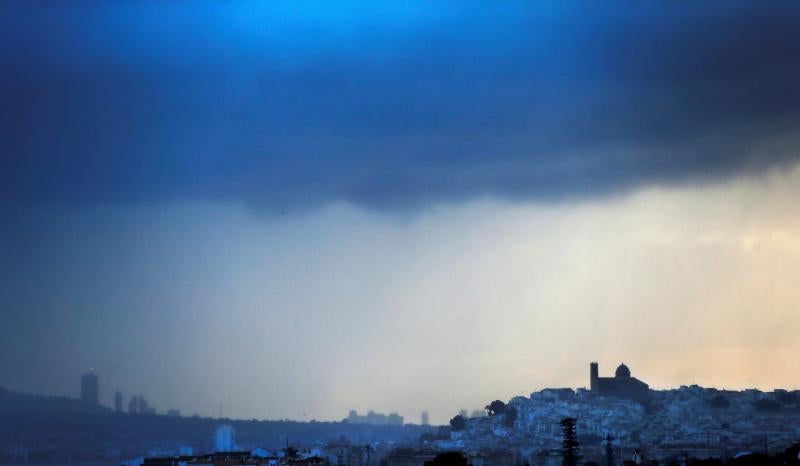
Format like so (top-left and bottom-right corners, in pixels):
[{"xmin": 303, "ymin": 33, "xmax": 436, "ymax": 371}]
[
  {"xmin": 2, "ymin": 0, "xmax": 800, "ymax": 427},
  {"xmin": 51, "ymin": 353, "xmax": 800, "ymax": 425}
]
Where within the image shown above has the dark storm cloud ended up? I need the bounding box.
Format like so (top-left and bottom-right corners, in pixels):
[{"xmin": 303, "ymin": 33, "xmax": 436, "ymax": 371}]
[{"xmin": 1, "ymin": 1, "xmax": 799, "ymax": 210}]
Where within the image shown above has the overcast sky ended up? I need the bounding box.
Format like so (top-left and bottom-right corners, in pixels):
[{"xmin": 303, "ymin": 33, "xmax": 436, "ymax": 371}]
[{"xmin": 1, "ymin": 0, "xmax": 800, "ymax": 424}]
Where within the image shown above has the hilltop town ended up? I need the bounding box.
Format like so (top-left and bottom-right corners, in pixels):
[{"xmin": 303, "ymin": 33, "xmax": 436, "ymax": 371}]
[{"xmin": 435, "ymin": 362, "xmax": 800, "ymax": 463}]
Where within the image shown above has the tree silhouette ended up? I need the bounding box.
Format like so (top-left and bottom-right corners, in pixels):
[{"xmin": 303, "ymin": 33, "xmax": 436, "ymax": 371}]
[
  {"xmin": 449, "ymin": 414, "xmax": 466, "ymax": 431},
  {"xmin": 560, "ymin": 417, "xmax": 581, "ymax": 466},
  {"xmin": 605, "ymin": 434, "xmax": 615, "ymax": 466},
  {"xmin": 485, "ymin": 400, "xmax": 506, "ymax": 416}
]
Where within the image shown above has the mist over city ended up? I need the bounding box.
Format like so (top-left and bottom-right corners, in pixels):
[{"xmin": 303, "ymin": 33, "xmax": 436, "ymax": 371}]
[{"xmin": 2, "ymin": 1, "xmax": 800, "ymax": 466}]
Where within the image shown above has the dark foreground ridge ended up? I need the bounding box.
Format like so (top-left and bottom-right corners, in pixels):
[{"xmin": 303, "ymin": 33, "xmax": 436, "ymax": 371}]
[{"xmin": 140, "ymin": 445, "xmax": 800, "ymax": 466}]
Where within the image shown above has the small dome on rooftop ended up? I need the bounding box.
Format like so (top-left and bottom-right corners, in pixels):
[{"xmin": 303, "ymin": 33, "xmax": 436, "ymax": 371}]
[{"xmin": 615, "ymin": 363, "xmax": 631, "ymax": 378}]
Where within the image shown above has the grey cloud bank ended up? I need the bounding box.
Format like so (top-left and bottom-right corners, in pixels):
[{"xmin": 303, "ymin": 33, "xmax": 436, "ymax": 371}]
[{"xmin": 2, "ymin": 1, "xmax": 799, "ymax": 211}]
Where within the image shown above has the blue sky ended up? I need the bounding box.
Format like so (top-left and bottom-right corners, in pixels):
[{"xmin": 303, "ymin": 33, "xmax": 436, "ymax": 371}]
[{"xmin": 2, "ymin": 1, "xmax": 800, "ymax": 423}]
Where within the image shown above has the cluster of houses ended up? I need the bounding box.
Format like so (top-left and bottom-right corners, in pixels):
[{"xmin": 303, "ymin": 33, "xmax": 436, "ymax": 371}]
[{"xmin": 432, "ymin": 363, "xmax": 800, "ymax": 463}]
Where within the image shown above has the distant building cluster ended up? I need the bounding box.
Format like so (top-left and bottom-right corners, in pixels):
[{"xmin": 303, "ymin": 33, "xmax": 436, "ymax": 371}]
[
  {"xmin": 128, "ymin": 394, "xmax": 156, "ymax": 414},
  {"xmin": 78, "ymin": 371, "xmax": 179, "ymax": 417},
  {"xmin": 345, "ymin": 410, "xmax": 403, "ymax": 426}
]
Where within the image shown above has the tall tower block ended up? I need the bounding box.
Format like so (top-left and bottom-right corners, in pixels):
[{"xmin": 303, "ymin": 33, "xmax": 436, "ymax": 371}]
[
  {"xmin": 590, "ymin": 362, "xmax": 599, "ymax": 392},
  {"xmin": 114, "ymin": 391, "xmax": 123, "ymax": 412},
  {"xmin": 81, "ymin": 372, "xmax": 99, "ymax": 405}
]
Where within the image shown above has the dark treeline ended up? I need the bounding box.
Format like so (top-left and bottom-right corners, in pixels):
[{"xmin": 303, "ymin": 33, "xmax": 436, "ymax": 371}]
[
  {"xmin": 678, "ymin": 445, "xmax": 800, "ymax": 466},
  {"xmin": 421, "ymin": 448, "xmax": 800, "ymax": 466}
]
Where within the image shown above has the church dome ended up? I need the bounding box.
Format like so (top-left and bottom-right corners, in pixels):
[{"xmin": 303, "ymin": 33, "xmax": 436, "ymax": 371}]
[{"xmin": 615, "ymin": 363, "xmax": 631, "ymax": 378}]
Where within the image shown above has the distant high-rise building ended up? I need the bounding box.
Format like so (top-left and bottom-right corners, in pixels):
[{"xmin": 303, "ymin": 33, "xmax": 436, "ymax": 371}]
[
  {"xmin": 139, "ymin": 396, "xmax": 153, "ymax": 414},
  {"xmin": 114, "ymin": 391, "xmax": 123, "ymax": 412},
  {"xmin": 421, "ymin": 411, "xmax": 429, "ymax": 426},
  {"xmin": 127, "ymin": 395, "xmax": 154, "ymax": 414},
  {"xmin": 214, "ymin": 425, "xmax": 235, "ymax": 452},
  {"xmin": 80, "ymin": 372, "xmax": 99, "ymax": 405}
]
